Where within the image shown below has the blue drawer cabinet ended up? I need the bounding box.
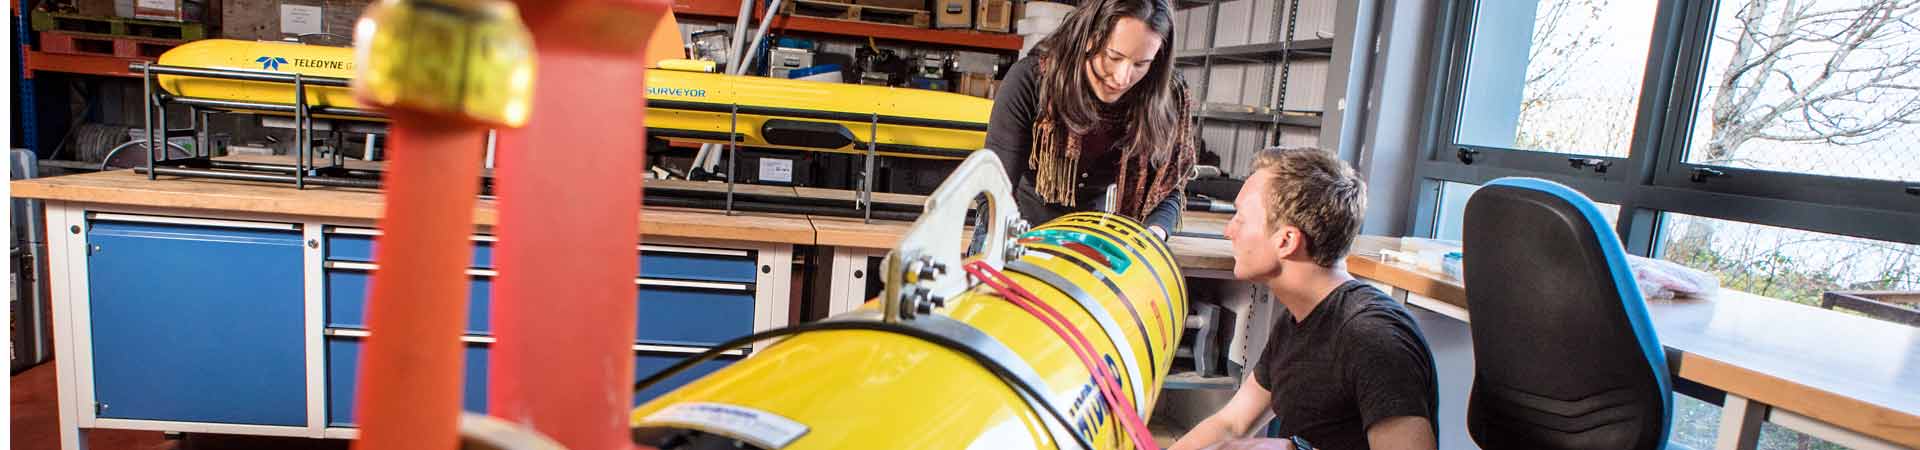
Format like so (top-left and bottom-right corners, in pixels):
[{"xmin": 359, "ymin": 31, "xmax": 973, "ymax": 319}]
[
  {"xmin": 85, "ymin": 220, "xmax": 307, "ymax": 426},
  {"xmin": 325, "ymin": 336, "xmax": 490, "ymax": 427},
  {"xmin": 324, "ymin": 335, "xmax": 735, "ymax": 427},
  {"xmin": 326, "ymin": 268, "xmax": 494, "ymax": 334}
]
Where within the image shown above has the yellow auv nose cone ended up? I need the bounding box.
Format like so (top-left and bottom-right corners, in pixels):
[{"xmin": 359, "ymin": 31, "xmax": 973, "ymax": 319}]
[{"xmin": 352, "ymin": 0, "xmax": 535, "ymax": 127}]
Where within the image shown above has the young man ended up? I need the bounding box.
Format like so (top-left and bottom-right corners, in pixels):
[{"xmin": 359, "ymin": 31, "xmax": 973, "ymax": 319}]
[{"xmin": 1170, "ymin": 148, "xmax": 1439, "ymax": 450}]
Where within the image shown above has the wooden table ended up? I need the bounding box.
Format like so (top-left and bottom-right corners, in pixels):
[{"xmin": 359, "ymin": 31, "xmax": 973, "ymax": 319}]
[{"xmin": 1349, "ymin": 253, "xmax": 1920, "ymax": 450}]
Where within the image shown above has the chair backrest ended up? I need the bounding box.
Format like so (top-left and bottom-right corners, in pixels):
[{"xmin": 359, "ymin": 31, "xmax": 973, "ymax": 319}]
[{"xmin": 1462, "ymin": 177, "xmax": 1671, "ymax": 450}]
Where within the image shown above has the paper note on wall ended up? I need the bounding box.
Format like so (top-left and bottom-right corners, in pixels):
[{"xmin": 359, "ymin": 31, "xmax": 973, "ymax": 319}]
[{"xmin": 281, "ymin": 4, "xmax": 324, "ymax": 37}]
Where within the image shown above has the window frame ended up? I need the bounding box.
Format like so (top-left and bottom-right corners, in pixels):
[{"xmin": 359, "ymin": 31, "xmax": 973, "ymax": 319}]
[{"xmin": 1409, "ymin": 0, "xmax": 1920, "ymax": 253}]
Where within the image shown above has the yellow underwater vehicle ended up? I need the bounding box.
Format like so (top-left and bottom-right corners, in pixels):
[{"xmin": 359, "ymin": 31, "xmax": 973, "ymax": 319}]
[{"xmin": 151, "ymin": 38, "xmax": 992, "ymax": 161}]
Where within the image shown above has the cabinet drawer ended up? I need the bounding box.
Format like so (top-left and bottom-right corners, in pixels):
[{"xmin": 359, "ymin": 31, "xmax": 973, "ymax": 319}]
[
  {"xmin": 639, "ymin": 245, "xmax": 758, "ymax": 284},
  {"xmin": 325, "ymin": 335, "xmax": 490, "ymax": 427},
  {"xmin": 325, "ymin": 265, "xmax": 493, "ymax": 334},
  {"xmin": 323, "ymin": 266, "xmax": 757, "ymax": 346},
  {"xmin": 325, "ymin": 232, "xmax": 495, "ymax": 269},
  {"xmin": 324, "ymin": 334, "xmax": 737, "ymax": 427},
  {"xmin": 635, "ymin": 281, "xmax": 757, "ymax": 347}
]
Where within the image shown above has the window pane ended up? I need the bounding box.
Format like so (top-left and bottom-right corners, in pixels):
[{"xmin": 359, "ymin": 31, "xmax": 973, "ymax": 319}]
[
  {"xmin": 1683, "ymin": 0, "xmax": 1920, "ymax": 182},
  {"xmin": 1434, "ymin": 181, "xmax": 1620, "ymax": 242},
  {"xmin": 1455, "ymin": 0, "xmax": 1657, "ymax": 156},
  {"xmin": 1659, "ymin": 213, "xmax": 1920, "ymax": 311}
]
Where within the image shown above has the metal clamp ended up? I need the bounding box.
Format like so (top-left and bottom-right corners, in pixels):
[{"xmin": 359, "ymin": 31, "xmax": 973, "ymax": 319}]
[{"xmin": 882, "ymin": 150, "xmax": 1021, "ymax": 322}]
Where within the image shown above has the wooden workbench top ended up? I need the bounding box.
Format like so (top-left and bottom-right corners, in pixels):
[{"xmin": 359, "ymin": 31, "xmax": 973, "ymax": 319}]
[{"xmin": 10, "ymin": 170, "xmax": 818, "ymax": 245}]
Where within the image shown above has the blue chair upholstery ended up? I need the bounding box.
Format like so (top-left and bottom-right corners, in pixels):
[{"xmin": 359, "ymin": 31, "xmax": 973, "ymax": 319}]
[{"xmin": 1461, "ymin": 178, "xmax": 1672, "ymax": 450}]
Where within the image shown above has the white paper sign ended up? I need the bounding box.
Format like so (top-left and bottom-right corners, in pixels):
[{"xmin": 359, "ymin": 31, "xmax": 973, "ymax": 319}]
[
  {"xmin": 280, "ymin": 4, "xmax": 324, "ymax": 37},
  {"xmin": 137, "ymin": 0, "xmax": 175, "ymax": 10},
  {"xmin": 641, "ymin": 402, "xmax": 809, "ymax": 449},
  {"xmin": 759, "ymin": 158, "xmax": 794, "ymax": 183}
]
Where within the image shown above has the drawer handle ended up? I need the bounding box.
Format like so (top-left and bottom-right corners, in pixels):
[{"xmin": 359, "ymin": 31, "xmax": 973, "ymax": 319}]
[
  {"xmin": 323, "ymin": 328, "xmax": 748, "ymax": 355},
  {"xmin": 325, "ymin": 260, "xmax": 497, "ymax": 277},
  {"xmin": 636, "ymin": 278, "xmax": 754, "ymax": 292},
  {"xmin": 89, "ymin": 212, "xmax": 299, "ymax": 231},
  {"xmin": 327, "ymin": 261, "xmax": 754, "ymax": 291},
  {"xmin": 640, "ymin": 244, "xmax": 752, "ymax": 258}
]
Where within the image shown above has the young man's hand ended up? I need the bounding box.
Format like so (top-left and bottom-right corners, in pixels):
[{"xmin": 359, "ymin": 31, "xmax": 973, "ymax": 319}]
[
  {"xmin": 1203, "ymin": 438, "xmax": 1294, "ymax": 450},
  {"xmin": 1148, "ymin": 225, "xmax": 1169, "ymax": 240}
]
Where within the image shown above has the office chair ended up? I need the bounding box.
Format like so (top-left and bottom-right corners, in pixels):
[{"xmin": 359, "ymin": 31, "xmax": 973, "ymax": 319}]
[{"xmin": 1462, "ymin": 177, "xmax": 1672, "ymax": 450}]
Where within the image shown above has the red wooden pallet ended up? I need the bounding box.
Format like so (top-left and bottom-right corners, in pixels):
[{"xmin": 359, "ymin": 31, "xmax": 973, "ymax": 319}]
[{"xmin": 38, "ymin": 31, "xmax": 180, "ymax": 59}]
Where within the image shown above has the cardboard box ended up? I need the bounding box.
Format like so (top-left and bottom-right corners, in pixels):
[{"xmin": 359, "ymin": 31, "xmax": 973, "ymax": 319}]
[
  {"xmin": 221, "ymin": 0, "xmax": 368, "ymax": 45},
  {"xmin": 957, "ymin": 72, "xmax": 998, "ymax": 99},
  {"xmin": 933, "ymin": 0, "xmax": 971, "ymax": 29},
  {"xmin": 974, "ymin": 0, "xmax": 1010, "ymax": 32},
  {"xmin": 119, "ymin": 0, "xmax": 208, "ymax": 22}
]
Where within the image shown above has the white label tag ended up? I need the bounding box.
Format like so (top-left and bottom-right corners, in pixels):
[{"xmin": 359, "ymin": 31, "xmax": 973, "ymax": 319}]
[
  {"xmin": 280, "ymin": 4, "xmax": 324, "ymax": 37},
  {"xmin": 136, "ymin": 0, "xmax": 175, "ymax": 10},
  {"xmin": 640, "ymin": 402, "xmax": 809, "ymax": 449},
  {"xmin": 759, "ymin": 158, "xmax": 794, "ymax": 183}
]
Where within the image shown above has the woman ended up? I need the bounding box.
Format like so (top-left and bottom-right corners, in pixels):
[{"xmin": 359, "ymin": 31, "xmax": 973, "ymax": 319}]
[{"xmin": 986, "ymin": 0, "xmax": 1196, "ymax": 240}]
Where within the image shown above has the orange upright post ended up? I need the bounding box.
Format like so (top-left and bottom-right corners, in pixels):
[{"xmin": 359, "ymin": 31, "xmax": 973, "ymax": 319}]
[
  {"xmin": 489, "ymin": 2, "xmax": 667, "ymax": 450},
  {"xmin": 346, "ymin": 1, "xmax": 534, "ymax": 450}
]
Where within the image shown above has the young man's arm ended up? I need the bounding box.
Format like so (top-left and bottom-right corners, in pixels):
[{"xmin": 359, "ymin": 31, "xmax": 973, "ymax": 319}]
[
  {"xmin": 1169, "ymin": 374, "xmax": 1272, "ymax": 450},
  {"xmin": 1346, "ymin": 308, "xmax": 1440, "ymax": 450},
  {"xmin": 1365, "ymin": 416, "xmax": 1435, "ymax": 450}
]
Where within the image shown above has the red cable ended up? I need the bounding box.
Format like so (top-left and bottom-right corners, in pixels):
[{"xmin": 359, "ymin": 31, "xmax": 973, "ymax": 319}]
[{"xmin": 963, "ymin": 261, "xmax": 1162, "ymax": 450}]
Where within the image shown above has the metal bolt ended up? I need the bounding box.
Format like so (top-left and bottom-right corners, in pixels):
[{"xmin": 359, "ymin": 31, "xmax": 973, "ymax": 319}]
[
  {"xmin": 853, "ymin": 270, "xmax": 864, "ymax": 279},
  {"xmin": 70, "ymin": 225, "xmax": 80, "ymax": 234},
  {"xmin": 307, "ymin": 239, "xmax": 319, "ymax": 249}
]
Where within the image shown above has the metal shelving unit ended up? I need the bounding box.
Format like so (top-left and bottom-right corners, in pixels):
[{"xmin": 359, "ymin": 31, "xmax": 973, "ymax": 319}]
[{"xmin": 1183, "ymin": 0, "xmax": 1331, "ymax": 152}]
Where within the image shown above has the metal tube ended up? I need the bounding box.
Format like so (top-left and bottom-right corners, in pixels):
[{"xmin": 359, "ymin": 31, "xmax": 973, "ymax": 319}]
[
  {"xmin": 142, "ymin": 64, "xmax": 156, "ymax": 180},
  {"xmin": 294, "ymin": 73, "xmax": 307, "ymax": 189},
  {"xmin": 725, "ymin": 104, "xmax": 739, "ymax": 215},
  {"xmin": 734, "ymin": 0, "xmax": 784, "ymax": 76},
  {"xmin": 865, "ymin": 112, "xmax": 878, "ymax": 223},
  {"xmin": 727, "ymin": 0, "xmax": 753, "ymax": 73},
  {"xmin": 168, "ymin": 96, "xmax": 383, "ymax": 118},
  {"xmin": 156, "ymin": 95, "xmax": 169, "ymax": 164},
  {"xmin": 127, "ymin": 62, "xmax": 353, "ymax": 86},
  {"xmin": 133, "ymin": 166, "xmax": 384, "ymax": 188}
]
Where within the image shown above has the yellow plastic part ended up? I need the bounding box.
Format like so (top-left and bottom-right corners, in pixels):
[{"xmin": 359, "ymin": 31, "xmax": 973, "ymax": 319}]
[
  {"xmin": 656, "ymin": 59, "xmax": 718, "ymax": 73},
  {"xmin": 629, "ymin": 212, "xmax": 1189, "ymax": 449},
  {"xmin": 153, "ymin": 39, "xmax": 991, "ymax": 160}
]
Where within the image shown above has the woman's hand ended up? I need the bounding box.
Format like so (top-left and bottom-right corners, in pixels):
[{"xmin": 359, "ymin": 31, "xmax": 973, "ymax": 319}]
[{"xmin": 1148, "ymin": 225, "xmax": 1169, "ymax": 240}]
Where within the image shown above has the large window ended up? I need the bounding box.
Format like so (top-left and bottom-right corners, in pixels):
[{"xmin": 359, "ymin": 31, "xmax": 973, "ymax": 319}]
[
  {"xmin": 1456, "ymin": 0, "xmax": 1658, "ymax": 157},
  {"xmin": 1680, "ymin": 0, "xmax": 1920, "ymax": 183},
  {"xmin": 1414, "ymin": 0, "xmax": 1919, "ymax": 448}
]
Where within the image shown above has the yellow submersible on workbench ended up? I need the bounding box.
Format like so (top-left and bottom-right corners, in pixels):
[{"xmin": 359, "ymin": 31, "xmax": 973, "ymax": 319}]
[
  {"xmin": 148, "ymin": 38, "xmax": 991, "ymax": 160},
  {"xmin": 627, "ymin": 151, "xmax": 1188, "ymax": 449}
]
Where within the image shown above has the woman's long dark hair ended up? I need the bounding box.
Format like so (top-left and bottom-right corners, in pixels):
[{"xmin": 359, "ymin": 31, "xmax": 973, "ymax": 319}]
[{"xmin": 1031, "ymin": 0, "xmax": 1181, "ymax": 165}]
